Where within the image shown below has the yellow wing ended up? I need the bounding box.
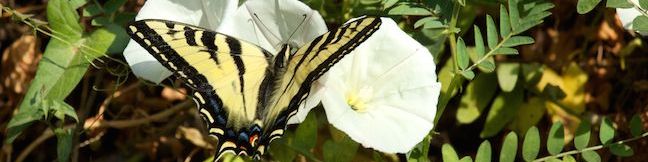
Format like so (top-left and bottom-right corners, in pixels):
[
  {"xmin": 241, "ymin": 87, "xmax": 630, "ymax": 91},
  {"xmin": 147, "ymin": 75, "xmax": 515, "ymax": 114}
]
[
  {"xmin": 127, "ymin": 19, "xmax": 274, "ymax": 157},
  {"xmin": 262, "ymin": 16, "xmax": 382, "ymax": 142}
]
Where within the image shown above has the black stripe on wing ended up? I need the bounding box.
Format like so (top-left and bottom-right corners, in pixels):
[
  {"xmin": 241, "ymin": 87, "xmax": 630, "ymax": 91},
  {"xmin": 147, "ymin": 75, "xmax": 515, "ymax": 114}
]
[{"xmin": 261, "ymin": 16, "xmax": 383, "ymax": 147}]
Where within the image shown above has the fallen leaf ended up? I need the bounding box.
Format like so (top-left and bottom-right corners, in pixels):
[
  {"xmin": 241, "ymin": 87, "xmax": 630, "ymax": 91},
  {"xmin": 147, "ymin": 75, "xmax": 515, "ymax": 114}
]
[{"xmin": 176, "ymin": 126, "xmax": 214, "ymax": 149}]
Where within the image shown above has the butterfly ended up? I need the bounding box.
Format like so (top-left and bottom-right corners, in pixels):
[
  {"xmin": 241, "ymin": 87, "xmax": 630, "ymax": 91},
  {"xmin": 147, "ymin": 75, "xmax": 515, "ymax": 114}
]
[{"xmin": 126, "ymin": 16, "xmax": 381, "ymax": 159}]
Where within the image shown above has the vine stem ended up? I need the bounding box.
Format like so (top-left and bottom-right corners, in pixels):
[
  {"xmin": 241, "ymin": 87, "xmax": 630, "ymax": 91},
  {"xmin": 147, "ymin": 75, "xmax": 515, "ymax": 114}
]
[
  {"xmin": 461, "ymin": 32, "xmax": 513, "ymax": 73},
  {"xmin": 448, "ymin": 2, "xmax": 461, "ymax": 73},
  {"xmin": 626, "ymin": 0, "xmax": 648, "ymax": 17},
  {"xmin": 0, "ymin": 5, "xmax": 129, "ymax": 68},
  {"xmin": 533, "ymin": 131, "xmax": 648, "ymax": 162}
]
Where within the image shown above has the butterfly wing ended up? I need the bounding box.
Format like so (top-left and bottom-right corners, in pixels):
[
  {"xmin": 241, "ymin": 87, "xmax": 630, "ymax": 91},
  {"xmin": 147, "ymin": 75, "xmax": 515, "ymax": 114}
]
[
  {"xmin": 260, "ymin": 16, "xmax": 382, "ymax": 145},
  {"xmin": 126, "ymin": 20, "xmax": 273, "ymax": 158}
]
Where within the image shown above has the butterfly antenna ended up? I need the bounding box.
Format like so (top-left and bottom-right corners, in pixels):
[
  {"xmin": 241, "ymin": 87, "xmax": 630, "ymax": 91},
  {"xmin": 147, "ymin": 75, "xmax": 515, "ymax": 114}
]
[
  {"xmin": 252, "ymin": 13, "xmax": 283, "ymax": 43},
  {"xmin": 283, "ymin": 13, "xmax": 311, "ymax": 48}
]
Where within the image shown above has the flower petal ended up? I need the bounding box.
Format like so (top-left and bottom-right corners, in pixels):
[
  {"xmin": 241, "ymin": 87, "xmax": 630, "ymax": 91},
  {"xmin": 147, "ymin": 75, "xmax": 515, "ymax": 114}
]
[
  {"xmin": 218, "ymin": 0, "xmax": 327, "ymax": 53},
  {"xmin": 318, "ymin": 17, "xmax": 441, "ymax": 153},
  {"xmin": 124, "ymin": 0, "xmax": 238, "ymax": 83}
]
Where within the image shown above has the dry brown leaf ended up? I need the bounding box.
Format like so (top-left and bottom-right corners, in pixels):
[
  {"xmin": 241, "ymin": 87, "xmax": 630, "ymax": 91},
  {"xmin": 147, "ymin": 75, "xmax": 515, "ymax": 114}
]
[
  {"xmin": 176, "ymin": 126, "xmax": 214, "ymax": 149},
  {"xmin": 1, "ymin": 35, "xmax": 40, "ymax": 94}
]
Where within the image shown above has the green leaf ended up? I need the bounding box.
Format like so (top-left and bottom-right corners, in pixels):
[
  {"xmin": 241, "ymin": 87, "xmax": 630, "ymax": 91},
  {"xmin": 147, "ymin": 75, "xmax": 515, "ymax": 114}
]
[
  {"xmin": 499, "ymin": 5, "xmax": 511, "ymax": 38},
  {"xmin": 383, "ymin": 0, "xmax": 399, "ymax": 8},
  {"xmin": 89, "ymin": 24, "xmax": 129, "ymax": 54},
  {"xmin": 442, "ymin": 144, "xmax": 460, "ymax": 162},
  {"xmin": 294, "ymin": 112, "xmax": 318, "ymax": 150},
  {"xmin": 54, "ymin": 128, "xmax": 73, "ymax": 162},
  {"xmin": 475, "ymin": 141, "xmax": 492, "ymax": 162},
  {"xmin": 492, "ymin": 47, "xmax": 518, "ymax": 55},
  {"xmin": 388, "ymin": 3, "xmax": 432, "ymax": 15},
  {"xmin": 599, "ymin": 117, "xmax": 615, "ymax": 145},
  {"xmin": 457, "ymin": 37, "xmax": 469, "ymax": 70},
  {"xmin": 82, "ymin": 4, "xmax": 103, "ymax": 17},
  {"xmin": 508, "ymin": 97, "xmax": 546, "ymax": 135},
  {"xmin": 499, "ymin": 132, "xmax": 518, "ymax": 162},
  {"xmin": 51, "ymin": 100, "xmax": 78, "ymax": 122},
  {"xmin": 641, "ymin": 0, "xmax": 648, "ymax": 10},
  {"xmin": 478, "ymin": 60, "xmax": 496, "ymax": 73},
  {"xmin": 507, "ymin": 0, "xmax": 520, "ymax": 30},
  {"xmin": 456, "ymin": 0, "xmax": 466, "ymax": 6},
  {"xmin": 563, "ymin": 155, "xmax": 576, "ymax": 162},
  {"xmin": 576, "ymin": 0, "xmax": 601, "ymax": 14},
  {"xmin": 547, "ymin": 122, "xmax": 564, "ymax": 155},
  {"xmin": 323, "ymin": 136, "xmax": 359, "ymax": 162},
  {"xmin": 373, "ymin": 152, "xmax": 386, "ymax": 162},
  {"xmin": 574, "ymin": 121, "xmax": 591, "ymax": 150},
  {"xmin": 496, "ymin": 63, "xmax": 520, "ymax": 92},
  {"xmin": 629, "ymin": 115, "xmax": 644, "ymax": 137},
  {"xmin": 606, "ymin": 0, "xmax": 633, "ymax": 8},
  {"xmin": 407, "ymin": 135, "xmax": 431, "ymax": 162},
  {"xmin": 415, "ymin": 17, "xmax": 437, "ymax": 28},
  {"xmin": 545, "ymin": 158, "xmax": 561, "ymax": 162},
  {"xmin": 460, "ymin": 157, "xmax": 473, "ymax": 162},
  {"xmin": 6, "ymin": 0, "xmax": 86, "ymax": 144},
  {"xmin": 481, "ymin": 87, "xmax": 523, "ymax": 138},
  {"xmin": 528, "ymin": 3, "xmax": 556, "ymax": 16},
  {"xmin": 542, "ymin": 84, "xmax": 566, "ymax": 101},
  {"xmin": 633, "ymin": 16, "xmax": 648, "ymax": 34},
  {"xmin": 521, "ymin": 63, "xmax": 543, "ymax": 86},
  {"xmin": 456, "ymin": 73, "xmax": 497, "ymax": 124},
  {"xmin": 269, "ymin": 131, "xmax": 297, "ymax": 162},
  {"xmin": 514, "ymin": 11, "xmax": 551, "ymax": 34},
  {"xmin": 69, "ymin": 0, "xmax": 88, "ymax": 9},
  {"xmin": 437, "ymin": 67, "xmax": 465, "ymax": 124},
  {"xmin": 502, "ymin": 36, "xmax": 534, "ymax": 47},
  {"xmin": 486, "ymin": 15, "xmax": 498, "ymax": 50},
  {"xmin": 461, "ymin": 70, "xmax": 475, "ymax": 80},
  {"xmin": 5, "ymin": 108, "xmax": 44, "ymax": 143},
  {"xmin": 522, "ymin": 127, "xmax": 540, "ymax": 162},
  {"xmin": 581, "ymin": 150, "xmax": 601, "ymax": 162},
  {"xmin": 609, "ymin": 144, "xmax": 634, "ymax": 157},
  {"xmin": 104, "ymin": 0, "xmax": 127, "ymax": 14},
  {"xmin": 474, "ymin": 26, "xmax": 486, "ymax": 59},
  {"xmin": 423, "ymin": 20, "xmax": 446, "ymax": 29}
]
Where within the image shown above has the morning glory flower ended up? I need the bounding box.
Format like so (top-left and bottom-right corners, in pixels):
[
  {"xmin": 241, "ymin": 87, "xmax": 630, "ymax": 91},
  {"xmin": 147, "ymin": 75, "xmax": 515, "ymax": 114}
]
[
  {"xmin": 124, "ymin": 0, "xmax": 327, "ymax": 83},
  {"xmin": 299, "ymin": 17, "xmax": 442, "ymax": 153}
]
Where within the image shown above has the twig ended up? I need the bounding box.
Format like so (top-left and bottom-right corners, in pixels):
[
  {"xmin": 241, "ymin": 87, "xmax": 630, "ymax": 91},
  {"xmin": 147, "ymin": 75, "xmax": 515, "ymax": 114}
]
[
  {"xmin": 86, "ymin": 101, "xmax": 192, "ymax": 129},
  {"xmin": 15, "ymin": 125, "xmax": 74, "ymax": 162},
  {"xmin": 534, "ymin": 132, "xmax": 648, "ymax": 162},
  {"xmin": 14, "ymin": 101, "xmax": 192, "ymax": 161}
]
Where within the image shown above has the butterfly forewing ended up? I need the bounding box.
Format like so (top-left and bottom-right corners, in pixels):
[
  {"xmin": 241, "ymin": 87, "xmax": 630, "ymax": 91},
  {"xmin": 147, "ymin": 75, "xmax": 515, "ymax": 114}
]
[{"xmin": 262, "ymin": 17, "xmax": 382, "ymax": 143}]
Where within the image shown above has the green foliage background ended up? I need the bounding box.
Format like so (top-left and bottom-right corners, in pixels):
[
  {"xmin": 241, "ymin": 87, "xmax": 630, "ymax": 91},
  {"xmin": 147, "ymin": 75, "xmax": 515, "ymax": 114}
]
[{"xmin": 1, "ymin": 0, "xmax": 647, "ymax": 162}]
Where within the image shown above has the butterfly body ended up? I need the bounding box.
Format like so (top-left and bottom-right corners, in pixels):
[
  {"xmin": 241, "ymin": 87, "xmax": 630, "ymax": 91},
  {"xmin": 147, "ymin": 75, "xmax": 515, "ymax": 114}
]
[{"xmin": 127, "ymin": 16, "xmax": 381, "ymax": 159}]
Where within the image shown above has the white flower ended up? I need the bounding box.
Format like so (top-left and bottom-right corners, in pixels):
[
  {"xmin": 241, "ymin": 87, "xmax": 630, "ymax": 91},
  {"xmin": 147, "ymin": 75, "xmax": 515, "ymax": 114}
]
[
  {"xmin": 124, "ymin": 0, "xmax": 327, "ymax": 83},
  {"xmin": 307, "ymin": 17, "xmax": 442, "ymax": 153}
]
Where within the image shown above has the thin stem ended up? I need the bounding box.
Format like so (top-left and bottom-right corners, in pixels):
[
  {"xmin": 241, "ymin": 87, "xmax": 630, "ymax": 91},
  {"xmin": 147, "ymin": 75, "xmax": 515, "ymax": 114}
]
[
  {"xmin": 534, "ymin": 132, "xmax": 648, "ymax": 162},
  {"xmin": 461, "ymin": 32, "xmax": 513, "ymax": 73},
  {"xmin": 627, "ymin": 0, "xmax": 648, "ymax": 17},
  {"xmin": 0, "ymin": 6, "xmax": 129, "ymax": 68},
  {"xmin": 448, "ymin": 2, "xmax": 461, "ymax": 72}
]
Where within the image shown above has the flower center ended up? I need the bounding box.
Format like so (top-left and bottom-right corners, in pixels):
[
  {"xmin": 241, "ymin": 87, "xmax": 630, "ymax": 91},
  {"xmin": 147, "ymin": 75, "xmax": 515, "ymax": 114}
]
[
  {"xmin": 346, "ymin": 87, "xmax": 373, "ymax": 112},
  {"xmin": 346, "ymin": 93, "xmax": 367, "ymax": 112}
]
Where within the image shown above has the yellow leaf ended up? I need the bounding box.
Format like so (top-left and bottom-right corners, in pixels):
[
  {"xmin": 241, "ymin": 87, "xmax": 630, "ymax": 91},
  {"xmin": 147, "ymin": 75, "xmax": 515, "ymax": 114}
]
[{"xmin": 536, "ymin": 62, "xmax": 588, "ymax": 143}]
